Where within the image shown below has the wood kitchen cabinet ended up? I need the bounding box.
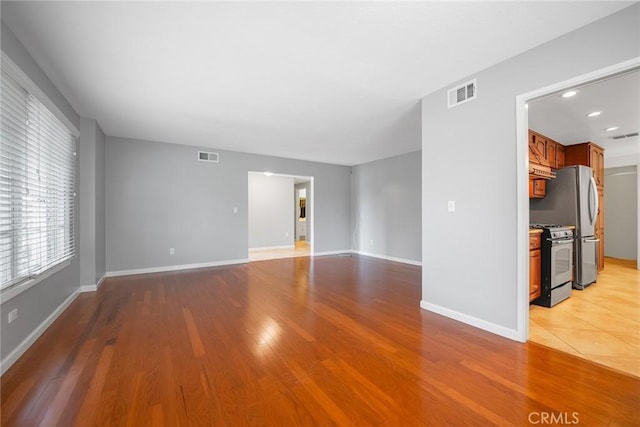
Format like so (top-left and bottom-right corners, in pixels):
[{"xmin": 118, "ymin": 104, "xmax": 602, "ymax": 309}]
[
  {"xmin": 565, "ymin": 142, "xmax": 606, "ymax": 270},
  {"xmin": 529, "ymin": 179, "xmax": 546, "ymax": 198},
  {"xmin": 529, "ymin": 232, "xmax": 542, "ymax": 302},
  {"xmin": 546, "ymin": 140, "xmax": 557, "ymax": 169},
  {"xmin": 556, "ymin": 144, "xmax": 566, "ymax": 169},
  {"xmin": 529, "ymin": 130, "xmax": 564, "ymax": 169}
]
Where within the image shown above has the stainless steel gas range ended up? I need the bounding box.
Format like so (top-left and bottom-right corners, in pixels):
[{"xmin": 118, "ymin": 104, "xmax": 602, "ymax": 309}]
[{"xmin": 530, "ymin": 224, "xmax": 574, "ymax": 307}]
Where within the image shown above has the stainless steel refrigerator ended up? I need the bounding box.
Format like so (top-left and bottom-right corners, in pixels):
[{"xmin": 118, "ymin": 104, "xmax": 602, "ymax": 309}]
[{"xmin": 530, "ymin": 165, "xmax": 599, "ymax": 289}]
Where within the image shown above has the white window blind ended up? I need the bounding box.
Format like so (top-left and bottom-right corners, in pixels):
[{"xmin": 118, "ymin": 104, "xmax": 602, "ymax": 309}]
[{"xmin": 0, "ymin": 69, "xmax": 77, "ymax": 291}]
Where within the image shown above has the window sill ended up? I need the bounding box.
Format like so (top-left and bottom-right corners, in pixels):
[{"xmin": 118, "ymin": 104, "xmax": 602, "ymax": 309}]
[{"xmin": 0, "ymin": 260, "xmax": 72, "ymax": 304}]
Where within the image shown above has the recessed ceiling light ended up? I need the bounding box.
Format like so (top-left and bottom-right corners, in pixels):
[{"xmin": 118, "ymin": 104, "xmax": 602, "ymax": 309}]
[
  {"xmin": 586, "ymin": 111, "xmax": 602, "ymax": 117},
  {"xmin": 604, "ymin": 126, "xmax": 619, "ymax": 131},
  {"xmin": 562, "ymin": 90, "xmax": 577, "ymax": 98}
]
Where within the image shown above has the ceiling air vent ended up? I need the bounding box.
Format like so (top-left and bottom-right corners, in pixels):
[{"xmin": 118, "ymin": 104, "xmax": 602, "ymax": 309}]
[
  {"xmin": 448, "ymin": 79, "xmax": 477, "ymax": 108},
  {"xmin": 610, "ymin": 132, "xmax": 639, "ymax": 140},
  {"xmin": 198, "ymin": 151, "xmax": 219, "ymax": 162}
]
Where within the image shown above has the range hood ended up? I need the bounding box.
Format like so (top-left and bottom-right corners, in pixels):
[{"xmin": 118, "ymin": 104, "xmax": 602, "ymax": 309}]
[{"xmin": 529, "ymin": 143, "xmax": 556, "ymax": 179}]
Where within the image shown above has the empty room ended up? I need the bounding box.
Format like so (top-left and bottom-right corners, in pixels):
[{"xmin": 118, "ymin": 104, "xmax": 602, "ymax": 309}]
[{"xmin": 1, "ymin": 2, "xmax": 639, "ymax": 426}]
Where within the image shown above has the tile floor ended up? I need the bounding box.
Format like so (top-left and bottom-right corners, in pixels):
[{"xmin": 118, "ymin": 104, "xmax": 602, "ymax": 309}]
[{"xmin": 529, "ymin": 257, "xmax": 640, "ymax": 378}]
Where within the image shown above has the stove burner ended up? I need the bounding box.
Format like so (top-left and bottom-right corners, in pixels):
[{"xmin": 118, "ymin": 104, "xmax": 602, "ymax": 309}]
[{"xmin": 530, "ymin": 224, "xmax": 570, "ymax": 230}]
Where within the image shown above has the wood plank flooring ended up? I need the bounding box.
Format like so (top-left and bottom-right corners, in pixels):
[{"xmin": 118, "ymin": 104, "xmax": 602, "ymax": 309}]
[
  {"xmin": 248, "ymin": 240, "xmax": 310, "ymax": 262},
  {"xmin": 2, "ymin": 255, "xmax": 639, "ymax": 426}
]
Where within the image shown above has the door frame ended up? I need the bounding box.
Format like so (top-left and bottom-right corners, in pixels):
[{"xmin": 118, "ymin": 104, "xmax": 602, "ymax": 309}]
[
  {"xmin": 247, "ymin": 171, "xmax": 315, "ymax": 258},
  {"xmin": 515, "ymin": 57, "xmax": 640, "ymax": 342}
]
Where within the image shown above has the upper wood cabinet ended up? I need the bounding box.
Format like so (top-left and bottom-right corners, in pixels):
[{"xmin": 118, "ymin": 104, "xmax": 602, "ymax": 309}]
[
  {"xmin": 529, "ymin": 179, "xmax": 546, "ymax": 198},
  {"xmin": 556, "ymin": 144, "xmax": 566, "ymax": 169},
  {"xmin": 529, "ymin": 130, "xmax": 563, "ymax": 170},
  {"xmin": 546, "ymin": 140, "xmax": 557, "ymax": 169},
  {"xmin": 564, "ymin": 142, "xmax": 605, "ymax": 190}
]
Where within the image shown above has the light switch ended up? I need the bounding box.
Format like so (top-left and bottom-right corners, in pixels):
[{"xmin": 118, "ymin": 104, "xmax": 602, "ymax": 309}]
[
  {"xmin": 233, "ymin": 207, "xmax": 238, "ymax": 214},
  {"xmin": 447, "ymin": 200, "xmax": 456, "ymax": 212}
]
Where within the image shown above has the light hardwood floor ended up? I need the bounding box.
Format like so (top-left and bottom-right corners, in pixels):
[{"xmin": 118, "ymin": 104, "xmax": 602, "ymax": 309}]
[
  {"xmin": 2, "ymin": 255, "xmax": 638, "ymax": 425},
  {"xmin": 249, "ymin": 240, "xmax": 310, "ymax": 261},
  {"xmin": 530, "ymin": 257, "xmax": 640, "ymax": 378}
]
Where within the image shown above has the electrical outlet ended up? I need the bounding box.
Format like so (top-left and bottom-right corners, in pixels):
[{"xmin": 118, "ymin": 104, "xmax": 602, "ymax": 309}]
[
  {"xmin": 285, "ymin": 232, "xmax": 289, "ymax": 237},
  {"xmin": 370, "ymin": 239, "xmax": 374, "ymax": 246},
  {"xmin": 233, "ymin": 207, "xmax": 238, "ymax": 214},
  {"xmin": 8, "ymin": 309, "xmax": 17, "ymax": 323},
  {"xmin": 169, "ymin": 248, "xmax": 175, "ymax": 255}
]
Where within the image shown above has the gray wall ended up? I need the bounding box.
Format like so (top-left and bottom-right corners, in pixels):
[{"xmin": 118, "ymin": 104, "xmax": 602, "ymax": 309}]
[
  {"xmin": 421, "ymin": 5, "xmax": 639, "ymax": 331},
  {"xmin": 351, "ymin": 151, "xmax": 422, "ymax": 263},
  {"xmin": 95, "ymin": 123, "xmax": 106, "ymax": 280},
  {"xmin": 79, "ymin": 118, "xmax": 107, "ymax": 286},
  {"xmin": 1, "ymin": 21, "xmax": 81, "ymax": 364},
  {"xmin": 248, "ymin": 173, "xmax": 295, "ymax": 249},
  {"xmin": 605, "ymin": 166, "xmax": 637, "ymax": 260},
  {"xmin": 105, "ymin": 137, "xmax": 351, "ymax": 272},
  {"xmin": 0, "ymin": 20, "xmax": 79, "ymax": 131}
]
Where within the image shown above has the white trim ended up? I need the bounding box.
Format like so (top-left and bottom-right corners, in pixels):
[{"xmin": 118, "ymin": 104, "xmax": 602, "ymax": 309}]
[
  {"xmin": 352, "ymin": 250, "xmax": 422, "ymax": 266},
  {"xmin": 0, "ymin": 260, "xmax": 72, "ymax": 304},
  {"xmin": 106, "ymin": 259, "xmax": 249, "ymax": 278},
  {"xmin": 1, "ymin": 289, "xmax": 80, "ymax": 375},
  {"xmin": 79, "ymin": 274, "xmax": 106, "ymax": 293},
  {"xmin": 420, "ymin": 300, "xmax": 521, "ymax": 342},
  {"xmin": 247, "ymin": 171, "xmax": 315, "ymax": 257},
  {"xmin": 249, "ymin": 245, "xmax": 294, "ymax": 251},
  {"xmin": 96, "ymin": 274, "xmax": 106, "ymax": 289},
  {"xmin": 515, "ymin": 56, "xmax": 640, "ymax": 343},
  {"xmin": 312, "ymin": 250, "xmax": 353, "ymax": 257},
  {"xmin": 515, "ymin": 92, "xmax": 530, "ymax": 344},
  {"xmin": 1, "ymin": 51, "xmax": 79, "ymax": 137}
]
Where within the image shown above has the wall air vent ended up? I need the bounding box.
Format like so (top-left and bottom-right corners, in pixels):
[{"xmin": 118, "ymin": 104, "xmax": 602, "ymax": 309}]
[
  {"xmin": 610, "ymin": 132, "xmax": 639, "ymax": 140},
  {"xmin": 447, "ymin": 79, "xmax": 477, "ymax": 108},
  {"xmin": 198, "ymin": 151, "xmax": 219, "ymax": 162}
]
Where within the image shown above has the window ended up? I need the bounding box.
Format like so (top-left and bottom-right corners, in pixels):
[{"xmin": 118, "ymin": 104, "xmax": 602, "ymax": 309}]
[{"xmin": 0, "ymin": 67, "xmax": 77, "ymax": 292}]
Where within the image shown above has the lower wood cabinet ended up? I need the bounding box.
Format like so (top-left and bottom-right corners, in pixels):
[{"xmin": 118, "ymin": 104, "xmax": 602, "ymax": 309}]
[{"xmin": 529, "ymin": 233, "xmax": 542, "ymax": 302}]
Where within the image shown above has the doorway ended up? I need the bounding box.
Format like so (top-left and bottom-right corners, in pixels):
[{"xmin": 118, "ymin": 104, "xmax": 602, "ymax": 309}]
[
  {"xmin": 516, "ymin": 58, "xmax": 640, "ymax": 377},
  {"xmin": 247, "ymin": 172, "xmax": 314, "ymax": 261}
]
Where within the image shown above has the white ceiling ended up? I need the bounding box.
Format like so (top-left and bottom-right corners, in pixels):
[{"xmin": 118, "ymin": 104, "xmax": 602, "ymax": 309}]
[
  {"xmin": 529, "ymin": 69, "xmax": 640, "ymax": 161},
  {"xmin": 1, "ymin": 1, "xmax": 633, "ymax": 165}
]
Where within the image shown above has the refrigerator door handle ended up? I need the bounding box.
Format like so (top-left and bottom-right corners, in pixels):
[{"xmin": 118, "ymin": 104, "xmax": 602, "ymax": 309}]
[{"xmin": 589, "ymin": 176, "xmax": 598, "ymax": 225}]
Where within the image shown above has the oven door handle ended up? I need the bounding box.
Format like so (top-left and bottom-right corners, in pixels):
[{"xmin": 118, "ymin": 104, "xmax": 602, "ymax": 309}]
[{"xmin": 548, "ymin": 239, "xmax": 574, "ymax": 245}]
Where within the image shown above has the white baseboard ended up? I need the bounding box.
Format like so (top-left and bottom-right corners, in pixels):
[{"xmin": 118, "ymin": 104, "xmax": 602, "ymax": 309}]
[
  {"xmin": 79, "ymin": 274, "xmax": 106, "ymax": 293},
  {"xmin": 106, "ymin": 258, "xmax": 249, "ymax": 278},
  {"xmin": 420, "ymin": 300, "xmax": 520, "ymax": 342},
  {"xmin": 313, "ymin": 250, "xmax": 353, "ymax": 257},
  {"xmin": 249, "ymin": 245, "xmax": 294, "ymax": 251},
  {"xmin": 352, "ymin": 250, "xmax": 422, "ymax": 266},
  {"xmin": 1, "ymin": 289, "xmax": 80, "ymax": 375}
]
